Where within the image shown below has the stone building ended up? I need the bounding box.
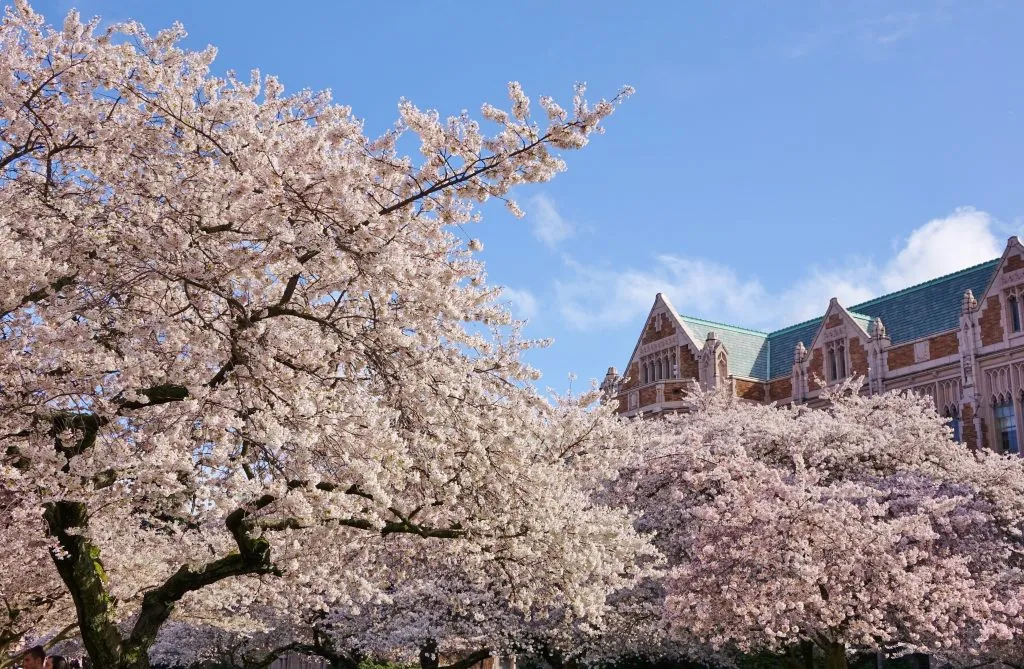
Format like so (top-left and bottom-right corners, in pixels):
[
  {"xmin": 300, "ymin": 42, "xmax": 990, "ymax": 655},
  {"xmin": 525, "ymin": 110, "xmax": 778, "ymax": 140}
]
[{"xmin": 601, "ymin": 236, "xmax": 1024, "ymax": 454}]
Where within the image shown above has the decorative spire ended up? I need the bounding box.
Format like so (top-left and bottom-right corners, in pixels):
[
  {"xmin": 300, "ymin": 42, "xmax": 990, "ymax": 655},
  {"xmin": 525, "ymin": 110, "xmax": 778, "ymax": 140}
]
[
  {"xmin": 962, "ymin": 289, "xmax": 977, "ymax": 313},
  {"xmin": 870, "ymin": 317, "xmax": 887, "ymax": 339},
  {"xmin": 706, "ymin": 331, "xmax": 718, "ymax": 342},
  {"xmin": 599, "ymin": 366, "xmax": 620, "ymax": 395},
  {"xmin": 794, "ymin": 341, "xmax": 806, "ymax": 362}
]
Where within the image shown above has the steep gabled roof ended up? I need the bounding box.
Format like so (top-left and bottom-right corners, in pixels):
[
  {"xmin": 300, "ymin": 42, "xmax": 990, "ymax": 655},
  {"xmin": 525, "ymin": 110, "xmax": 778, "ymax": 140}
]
[
  {"xmin": 765, "ymin": 318, "xmax": 824, "ymax": 379},
  {"xmin": 846, "ymin": 259, "xmax": 998, "ymax": 344},
  {"xmin": 674, "ymin": 259, "xmax": 1000, "ymax": 381},
  {"xmin": 679, "ymin": 316, "xmax": 768, "ymax": 379}
]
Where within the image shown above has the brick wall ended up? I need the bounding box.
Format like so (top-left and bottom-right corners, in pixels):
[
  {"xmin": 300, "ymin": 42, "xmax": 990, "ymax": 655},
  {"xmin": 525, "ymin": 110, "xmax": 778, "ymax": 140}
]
[
  {"xmin": 1004, "ymin": 254, "xmax": 1024, "ymax": 273},
  {"xmin": 962, "ymin": 404, "xmax": 977, "ymax": 449},
  {"xmin": 615, "ymin": 339, "xmax": 701, "ymax": 414},
  {"xmin": 980, "ymin": 295, "xmax": 1003, "ymax": 346},
  {"xmin": 768, "ymin": 377, "xmax": 792, "ymax": 402},
  {"xmin": 929, "ymin": 331, "xmax": 959, "ymax": 358},
  {"xmin": 614, "ymin": 361, "xmax": 639, "ymax": 414},
  {"xmin": 808, "ymin": 348, "xmax": 824, "ymax": 390},
  {"xmin": 640, "ymin": 315, "xmax": 677, "ymax": 345},
  {"xmin": 825, "ymin": 313, "xmax": 843, "ymax": 328},
  {"xmin": 848, "ymin": 338, "xmax": 868, "ymax": 376},
  {"xmin": 616, "ymin": 380, "xmax": 691, "ymax": 414},
  {"xmin": 620, "ymin": 361, "xmax": 640, "ymax": 392},
  {"xmin": 662, "ymin": 380, "xmax": 689, "ymax": 402},
  {"xmin": 735, "ymin": 378, "xmax": 766, "ymax": 402},
  {"xmin": 887, "ymin": 343, "xmax": 915, "ymax": 371},
  {"xmin": 679, "ymin": 346, "xmax": 699, "ymax": 379}
]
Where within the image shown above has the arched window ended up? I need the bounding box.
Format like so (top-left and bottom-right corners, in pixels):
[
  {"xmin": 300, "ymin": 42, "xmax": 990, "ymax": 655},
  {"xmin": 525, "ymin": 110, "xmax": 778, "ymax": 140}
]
[
  {"xmin": 944, "ymin": 406, "xmax": 962, "ymax": 443},
  {"xmin": 995, "ymin": 396, "xmax": 1019, "ymax": 454},
  {"xmin": 1011, "ymin": 295, "xmax": 1021, "ymax": 332},
  {"xmin": 837, "ymin": 344, "xmax": 846, "ymax": 378},
  {"xmin": 641, "ymin": 362, "xmax": 648, "ymax": 385},
  {"xmin": 655, "ymin": 359, "xmax": 663, "ymax": 381},
  {"xmin": 716, "ymin": 354, "xmax": 727, "ymax": 380},
  {"xmin": 827, "ymin": 348, "xmax": 838, "ymax": 381}
]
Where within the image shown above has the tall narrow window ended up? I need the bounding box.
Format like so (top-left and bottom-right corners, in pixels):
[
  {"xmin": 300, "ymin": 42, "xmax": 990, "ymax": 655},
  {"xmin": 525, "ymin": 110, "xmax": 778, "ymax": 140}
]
[
  {"xmin": 995, "ymin": 399, "xmax": 1018, "ymax": 454},
  {"xmin": 642, "ymin": 363, "xmax": 648, "ymax": 385},
  {"xmin": 944, "ymin": 407, "xmax": 962, "ymax": 443},
  {"xmin": 827, "ymin": 349, "xmax": 838, "ymax": 381},
  {"xmin": 656, "ymin": 359, "xmax": 663, "ymax": 381},
  {"xmin": 1011, "ymin": 295, "xmax": 1022, "ymax": 332},
  {"xmin": 837, "ymin": 344, "xmax": 847, "ymax": 378}
]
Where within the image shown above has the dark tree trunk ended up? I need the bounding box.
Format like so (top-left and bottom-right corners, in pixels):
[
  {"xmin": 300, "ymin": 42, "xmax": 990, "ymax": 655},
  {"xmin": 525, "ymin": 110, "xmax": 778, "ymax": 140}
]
[
  {"xmin": 421, "ymin": 639, "xmax": 440, "ymax": 669},
  {"xmin": 540, "ymin": 645, "xmax": 565, "ymax": 669},
  {"xmin": 822, "ymin": 642, "xmax": 847, "ymax": 669},
  {"xmin": 802, "ymin": 640, "xmax": 815, "ymax": 669},
  {"xmin": 44, "ymin": 500, "xmax": 125, "ymax": 668},
  {"xmin": 45, "ymin": 490, "xmax": 278, "ymax": 669}
]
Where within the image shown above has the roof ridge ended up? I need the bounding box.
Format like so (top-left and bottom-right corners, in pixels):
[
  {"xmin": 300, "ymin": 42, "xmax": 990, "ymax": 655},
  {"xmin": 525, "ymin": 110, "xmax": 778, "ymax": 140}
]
[
  {"xmin": 850, "ymin": 258, "xmax": 1000, "ymax": 310},
  {"xmin": 679, "ymin": 314, "xmax": 768, "ymax": 337},
  {"xmin": 676, "ymin": 258, "xmax": 1000, "ymax": 346}
]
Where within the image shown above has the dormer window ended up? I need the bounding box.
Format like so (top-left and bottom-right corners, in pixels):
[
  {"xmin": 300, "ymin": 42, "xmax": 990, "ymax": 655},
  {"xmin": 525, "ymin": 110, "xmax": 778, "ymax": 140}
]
[
  {"xmin": 994, "ymin": 395, "xmax": 1019, "ymax": 454},
  {"xmin": 943, "ymin": 406, "xmax": 962, "ymax": 443},
  {"xmin": 639, "ymin": 348, "xmax": 680, "ymax": 386},
  {"xmin": 824, "ymin": 340, "xmax": 848, "ymax": 383}
]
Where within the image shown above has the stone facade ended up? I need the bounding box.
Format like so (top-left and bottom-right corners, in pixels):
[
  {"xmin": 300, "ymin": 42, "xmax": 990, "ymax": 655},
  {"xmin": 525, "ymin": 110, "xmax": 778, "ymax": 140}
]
[{"xmin": 600, "ymin": 237, "xmax": 1024, "ymax": 457}]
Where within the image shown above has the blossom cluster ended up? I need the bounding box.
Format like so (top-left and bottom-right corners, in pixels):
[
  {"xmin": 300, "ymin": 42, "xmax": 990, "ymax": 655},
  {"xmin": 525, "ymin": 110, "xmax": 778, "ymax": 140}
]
[
  {"xmin": 620, "ymin": 382, "xmax": 1024, "ymax": 665},
  {"xmin": 0, "ymin": 3, "xmax": 643, "ymax": 668}
]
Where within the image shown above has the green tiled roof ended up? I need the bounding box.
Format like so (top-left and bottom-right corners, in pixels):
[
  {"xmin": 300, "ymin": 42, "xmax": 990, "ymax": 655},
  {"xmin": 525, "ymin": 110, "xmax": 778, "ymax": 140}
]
[
  {"xmin": 846, "ymin": 259, "xmax": 997, "ymax": 345},
  {"xmin": 849, "ymin": 312, "xmax": 873, "ymax": 332},
  {"xmin": 677, "ymin": 259, "xmax": 1000, "ymax": 381},
  {"xmin": 680, "ymin": 316, "xmax": 768, "ymax": 379},
  {"xmin": 765, "ymin": 318, "xmax": 825, "ymax": 379}
]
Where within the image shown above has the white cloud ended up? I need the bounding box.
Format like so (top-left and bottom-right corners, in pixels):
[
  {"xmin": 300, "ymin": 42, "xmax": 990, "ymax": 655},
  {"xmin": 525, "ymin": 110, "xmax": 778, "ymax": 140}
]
[
  {"xmin": 556, "ymin": 208, "xmax": 1008, "ymax": 332},
  {"xmin": 527, "ymin": 193, "xmax": 575, "ymax": 248},
  {"xmin": 879, "ymin": 208, "xmax": 1003, "ymax": 291},
  {"xmin": 783, "ymin": 8, "xmax": 953, "ymax": 60},
  {"xmin": 501, "ymin": 287, "xmax": 539, "ymax": 321}
]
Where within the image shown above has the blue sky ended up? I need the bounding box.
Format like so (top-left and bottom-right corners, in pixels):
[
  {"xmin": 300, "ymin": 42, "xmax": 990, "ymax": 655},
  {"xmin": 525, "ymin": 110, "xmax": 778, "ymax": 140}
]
[{"xmin": 31, "ymin": 0, "xmax": 1024, "ymax": 390}]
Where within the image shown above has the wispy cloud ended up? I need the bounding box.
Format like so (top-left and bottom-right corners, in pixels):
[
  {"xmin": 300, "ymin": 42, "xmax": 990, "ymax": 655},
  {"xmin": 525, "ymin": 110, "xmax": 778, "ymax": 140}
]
[
  {"xmin": 501, "ymin": 286, "xmax": 539, "ymax": 321},
  {"xmin": 784, "ymin": 9, "xmax": 938, "ymax": 59},
  {"xmin": 527, "ymin": 193, "xmax": 575, "ymax": 248},
  {"xmin": 555, "ymin": 208, "xmax": 1007, "ymax": 331}
]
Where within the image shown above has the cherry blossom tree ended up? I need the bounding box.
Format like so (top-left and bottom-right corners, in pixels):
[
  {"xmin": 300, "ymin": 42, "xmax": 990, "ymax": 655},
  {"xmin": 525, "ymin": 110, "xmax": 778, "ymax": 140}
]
[
  {"xmin": 0, "ymin": 3, "xmax": 646, "ymax": 667},
  {"xmin": 0, "ymin": 489, "xmax": 77, "ymax": 669},
  {"xmin": 624, "ymin": 384, "xmax": 1024, "ymax": 669},
  {"xmin": 148, "ymin": 442, "xmax": 658, "ymax": 669}
]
